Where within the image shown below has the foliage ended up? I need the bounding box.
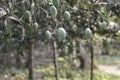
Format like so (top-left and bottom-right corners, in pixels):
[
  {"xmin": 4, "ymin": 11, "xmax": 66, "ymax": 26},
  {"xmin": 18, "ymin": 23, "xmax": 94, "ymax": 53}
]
[{"xmin": 0, "ymin": 0, "xmax": 119, "ymax": 53}]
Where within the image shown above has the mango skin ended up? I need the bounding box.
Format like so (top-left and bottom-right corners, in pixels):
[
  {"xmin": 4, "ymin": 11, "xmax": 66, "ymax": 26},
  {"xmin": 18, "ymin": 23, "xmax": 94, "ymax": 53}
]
[
  {"xmin": 85, "ymin": 28, "xmax": 92, "ymax": 39},
  {"xmin": 64, "ymin": 11, "xmax": 71, "ymax": 21},
  {"xmin": 32, "ymin": 22, "xmax": 39, "ymax": 31},
  {"xmin": 99, "ymin": 21, "xmax": 107, "ymax": 30},
  {"xmin": 45, "ymin": 30, "xmax": 52, "ymax": 40},
  {"xmin": 23, "ymin": 10, "xmax": 31, "ymax": 23},
  {"xmin": 58, "ymin": 27, "xmax": 66, "ymax": 41},
  {"xmin": 24, "ymin": 0, "xmax": 30, "ymax": 10},
  {"xmin": 53, "ymin": 0, "xmax": 60, "ymax": 7},
  {"xmin": 50, "ymin": 6, "xmax": 57, "ymax": 18}
]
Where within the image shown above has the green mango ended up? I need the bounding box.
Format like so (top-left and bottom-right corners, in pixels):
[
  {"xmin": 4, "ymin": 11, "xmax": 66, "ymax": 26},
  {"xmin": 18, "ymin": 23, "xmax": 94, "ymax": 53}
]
[
  {"xmin": 53, "ymin": 0, "xmax": 60, "ymax": 7},
  {"xmin": 99, "ymin": 21, "xmax": 107, "ymax": 30},
  {"xmin": 32, "ymin": 22, "xmax": 39, "ymax": 31},
  {"xmin": 101, "ymin": 21, "xmax": 107, "ymax": 29},
  {"xmin": 64, "ymin": 11, "xmax": 71, "ymax": 21},
  {"xmin": 85, "ymin": 28, "xmax": 92, "ymax": 39},
  {"xmin": 23, "ymin": 10, "xmax": 31, "ymax": 23},
  {"xmin": 50, "ymin": 6, "xmax": 57, "ymax": 18},
  {"xmin": 58, "ymin": 27, "xmax": 66, "ymax": 41},
  {"xmin": 24, "ymin": 0, "xmax": 30, "ymax": 10},
  {"xmin": 45, "ymin": 30, "xmax": 52, "ymax": 40}
]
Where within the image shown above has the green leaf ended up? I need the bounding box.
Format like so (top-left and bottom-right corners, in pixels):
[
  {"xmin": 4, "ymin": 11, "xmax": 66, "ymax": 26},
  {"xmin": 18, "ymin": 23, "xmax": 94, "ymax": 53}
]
[
  {"xmin": 58, "ymin": 57, "xmax": 65, "ymax": 62},
  {"xmin": 4, "ymin": 18, "xmax": 12, "ymax": 37},
  {"xmin": 7, "ymin": 15, "xmax": 21, "ymax": 25},
  {"xmin": 24, "ymin": 23, "xmax": 32, "ymax": 34}
]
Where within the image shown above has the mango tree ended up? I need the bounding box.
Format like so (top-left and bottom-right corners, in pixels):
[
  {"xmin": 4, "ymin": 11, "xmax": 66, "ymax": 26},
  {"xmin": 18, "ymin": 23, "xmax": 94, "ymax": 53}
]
[{"xmin": 0, "ymin": 0, "xmax": 120, "ymax": 80}]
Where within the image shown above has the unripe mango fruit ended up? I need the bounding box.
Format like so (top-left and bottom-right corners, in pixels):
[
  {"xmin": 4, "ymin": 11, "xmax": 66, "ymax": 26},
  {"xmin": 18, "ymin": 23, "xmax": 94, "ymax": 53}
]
[
  {"xmin": 99, "ymin": 21, "xmax": 107, "ymax": 30},
  {"xmin": 23, "ymin": 10, "xmax": 31, "ymax": 23},
  {"xmin": 85, "ymin": 28, "xmax": 92, "ymax": 39},
  {"xmin": 58, "ymin": 27, "xmax": 66, "ymax": 41},
  {"xmin": 53, "ymin": 0, "xmax": 60, "ymax": 7},
  {"xmin": 50, "ymin": 6, "xmax": 57, "ymax": 18},
  {"xmin": 24, "ymin": 0, "xmax": 30, "ymax": 10},
  {"xmin": 45, "ymin": 30, "xmax": 52, "ymax": 40},
  {"xmin": 64, "ymin": 11, "xmax": 70, "ymax": 21},
  {"xmin": 32, "ymin": 22, "xmax": 38, "ymax": 31}
]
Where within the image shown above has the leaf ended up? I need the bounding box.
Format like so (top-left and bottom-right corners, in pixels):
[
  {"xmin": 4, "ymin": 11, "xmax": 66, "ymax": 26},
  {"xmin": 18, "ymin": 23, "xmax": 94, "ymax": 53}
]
[
  {"xmin": 97, "ymin": 10, "xmax": 106, "ymax": 20},
  {"xmin": 116, "ymin": 30, "xmax": 120, "ymax": 37},
  {"xmin": 108, "ymin": 10, "xmax": 112, "ymax": 17},
  {"xmin": 4, "ymin": 18, "xmax": 12, "ymax": 37},
  {"xmin": 8, "ymin": 15, "xmax": 21, "ymax": 25},
  {"xmin": 24, "ymin": 23, "xmax": 32, "ymax": 34},
  {"xmin": 57, "ymin": 57, "xmax": 65, "ymax": 62},
  {"xmin": 4, "ymin": 15, "xmax": 25, "ymax": 41},
  {"xmin": 0, "ymin": 7, "xmax": 7, "ymax": 18},
  {"xmin": 94, "ymin": 33, "xmax": 102, "ymax": 41},
  {"xmin": 103, "ymin": 7, "xmax": 107, "ymax": 17}
]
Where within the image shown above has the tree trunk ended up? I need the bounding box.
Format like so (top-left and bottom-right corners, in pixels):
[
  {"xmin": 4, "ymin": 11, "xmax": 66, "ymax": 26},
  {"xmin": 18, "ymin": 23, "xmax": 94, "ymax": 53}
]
[
  {"xmin": 78, "ymin": 40, "xmax": 91, "ymax": 70},
  {"xmin": 78, "ymin": 55, "xmax": 85, "ymax": 70},
  {"xmin": 53, "ymin": 40, "xmax": 58, "ymax": 80},
  {"xmin": 28, "ymin": 41, "xmax": 34, "ymax": 80},
  {"xmin": 90, "ymin": 39, "xmax": 94, "ymax": 80},
  {"xmin": 102, "ymin": 39, "xmax": 109, "ymax": 55},
  {"xmin": 15, "ymin": 50, "xmax": 22, "ymax": 69}
]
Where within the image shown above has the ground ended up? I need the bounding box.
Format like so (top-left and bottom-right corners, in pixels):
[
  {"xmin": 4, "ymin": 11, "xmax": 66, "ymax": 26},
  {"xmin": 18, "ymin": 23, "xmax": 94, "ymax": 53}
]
[{"xmin": 98, "ymin": 65, "xmax": 120, "ymax": 76}]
